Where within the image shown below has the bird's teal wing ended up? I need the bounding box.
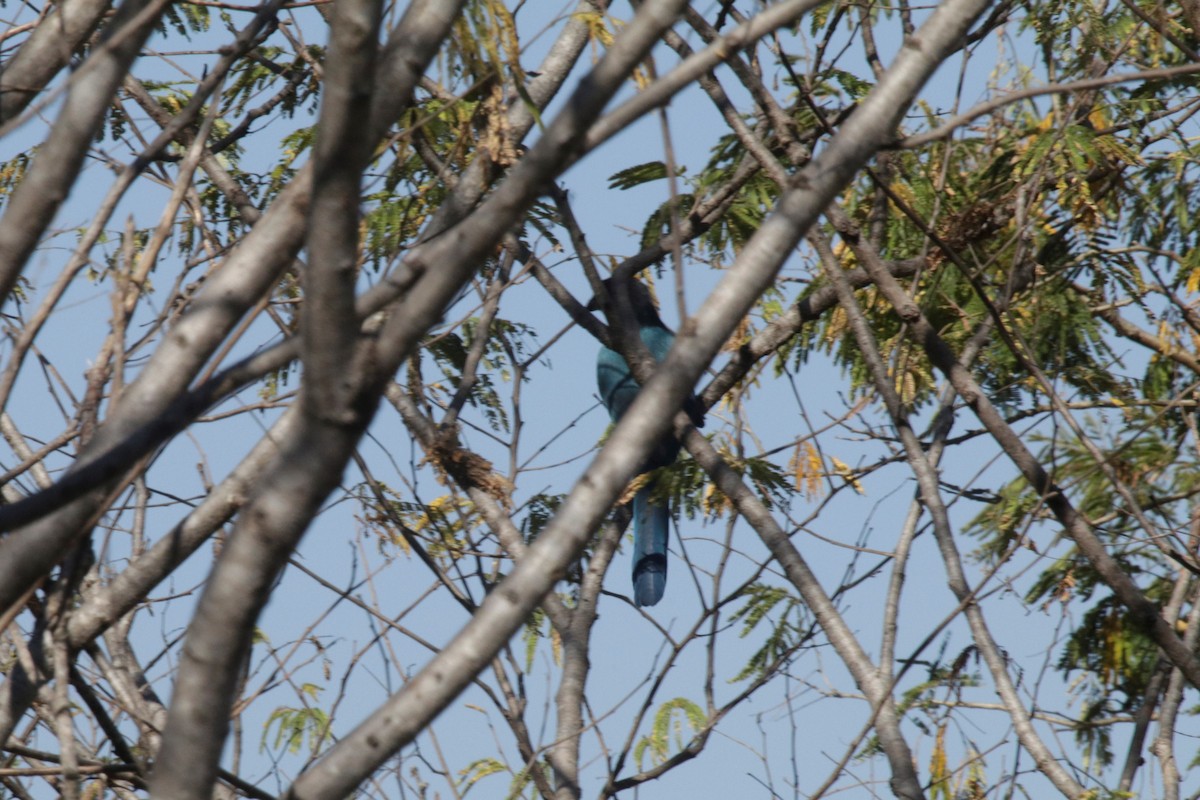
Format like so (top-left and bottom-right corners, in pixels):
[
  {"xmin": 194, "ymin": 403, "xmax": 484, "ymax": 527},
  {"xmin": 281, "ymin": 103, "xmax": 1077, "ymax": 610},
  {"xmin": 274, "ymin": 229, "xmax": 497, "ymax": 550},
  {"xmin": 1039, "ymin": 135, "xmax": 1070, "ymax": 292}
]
[
  {"xmin": 597, "ymin": 345, "xmax": 638, "ymax": 420},
  {"xmin": 639, "ymin": 324, "xmax": 675, "ymax": 363}
]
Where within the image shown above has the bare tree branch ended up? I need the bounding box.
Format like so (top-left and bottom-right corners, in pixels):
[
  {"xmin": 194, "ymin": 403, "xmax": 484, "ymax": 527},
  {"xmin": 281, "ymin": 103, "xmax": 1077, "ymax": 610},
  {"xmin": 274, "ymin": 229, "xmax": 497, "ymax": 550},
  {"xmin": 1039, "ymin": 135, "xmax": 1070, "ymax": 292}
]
[{"xmin": 0, "ymin": 0, "xmax": 173, "ymax": 304}]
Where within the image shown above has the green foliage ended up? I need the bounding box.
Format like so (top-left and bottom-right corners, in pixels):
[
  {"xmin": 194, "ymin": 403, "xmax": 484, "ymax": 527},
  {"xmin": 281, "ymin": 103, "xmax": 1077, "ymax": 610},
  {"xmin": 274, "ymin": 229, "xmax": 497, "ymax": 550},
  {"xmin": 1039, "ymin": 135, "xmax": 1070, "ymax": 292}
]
[
  {"xmin": 158, "ymin": 1, "xmax": 210, "ymax": 39},
  {"xmin": 828, "ymin": 68, "xmax": 873, "ymax": 101},
  {"xmin": 363, "ymin": 97, "xmax": 484, "ymax": 267},
  {"xmin": 1057, "ymin": 419, "xmax": 1190, "ymax": 526},
  {"xmin": 898, "ymin": 658, "xmax": 982, "ymax": 732},
  {"xmin": 0, "ymin": 151, "xmax": 31, "ymax": 203},
  {"xmin": 458, "ymin": 753, "xmax": 555, "ymax": 800},
  {"xmin": 361, "ymin": 192, "xmax": 424, "ymax": 269},
  {"xmin": 989, "ymin": 281, "xmax": 1119, "ymax": 409},
  {"xmin": 639, "ymin": 193, "xmax": 695, "ymax": 252},
  {"xmin": 672, "ymin": 447, "xmax": 790, "ymax": 521},
  {"xmin": 449, "ymin": 0, "xmax": 522, "ymax": 87},
  {"xmin": 367, "ymin": 489, "xmax": 474, "ymax": 561},
  {"xmin": 744, "ymin": 455, "xmax": 792, "ymax": 509},
  {"xmin": 608, "ymin": 160, "xmax": 677, "ymax": 190},
  {"xmin": 261, "ymin": 685, "xmax": 329, "ymax": 756},
  {"xmin": 1081, "ymin": 791, "xmax": 1136, "ymax": 800},
  {"xmin": 1060, "ymin": 598, "xmax": 1159, "ymax": 708},
  {"xmin": 458, "ymin": 757, "xmax": 507, "ymax": 795},
  {"xmin": 968, "ymin": 406, "xmax": 1194, "ymax": 767},
  {"xmin": 965, "ymin": 480, "xmax": 1043, "ymax": 564},
  {"xmin": 94, "ymin": 228, "xmax": 150, "ymax": 283},
  {"xmin": 263, "ymin": 125, "xmax": 316, "ymax": 202},
  {"xmin": 520, "ymin": 603, "xmax": 565, "ymax": 670},
  {"xmin": 508, "ymin": 762, "xmax": 552, "ymax": 800},
  {"xmin": 521, "ymin": 493, "xmax": 564, "ymax": 543},
  {"xmin": 728, "ymin": 584, "xmax": 812, "ymax": 681},
  {"xmin": 807, "ymin": 0, "xmax": 837, "ymax": 35},
  {"xmin": 1126, "ymin": 154, "xmax": 1200, "ymax": 253},
  {"xmin": 427, "ymin": 331, "xmax": 475, "ymax": 388},
  {"xmin": 633, "ymin": 697, "xmax": 707, "ymax": 769},
  {"xmin": 521, "ymin": 201, "xmax": 563, "ymax": 251},
  {"xmin": 522, "ymin": 607, "xmax": 548, "ymax": 671},
  {"xmin": 224, "ymin": 47, "xmax": 317, "ymax": 120},
  {"xmin": 422, "ymin": 314, "xmax": 536, "ymax": 434},
  {"xmin": 975, "ymin": 408, "xmax": 1197, "ymax": 604},
  {"xmin": 859, "ymin": 644, "xmax": 983, "ymax": 763},
  {"xmin": 707, "ymin": 177, "xmax": 775, "ymax": 254},
  {"xmin": 687, "ymin": 136, "xmax": 781, "ymax": 258}
]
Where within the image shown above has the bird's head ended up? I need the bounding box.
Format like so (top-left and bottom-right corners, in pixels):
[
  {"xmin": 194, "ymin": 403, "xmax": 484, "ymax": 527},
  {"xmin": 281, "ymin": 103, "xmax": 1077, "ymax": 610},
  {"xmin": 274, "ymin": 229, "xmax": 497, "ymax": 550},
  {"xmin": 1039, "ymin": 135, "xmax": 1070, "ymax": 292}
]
[{"xmin": 585, "ymin": 277, "xmax": 662, "ymax": 327}]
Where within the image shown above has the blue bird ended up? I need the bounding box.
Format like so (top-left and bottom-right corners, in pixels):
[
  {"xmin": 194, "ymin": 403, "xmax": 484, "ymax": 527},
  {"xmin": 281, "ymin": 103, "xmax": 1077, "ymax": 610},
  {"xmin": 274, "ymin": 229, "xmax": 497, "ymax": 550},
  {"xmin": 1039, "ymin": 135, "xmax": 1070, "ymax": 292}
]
[{"xmin": 588, "ymin": 278, "xmax": 705, "ymax": 606}]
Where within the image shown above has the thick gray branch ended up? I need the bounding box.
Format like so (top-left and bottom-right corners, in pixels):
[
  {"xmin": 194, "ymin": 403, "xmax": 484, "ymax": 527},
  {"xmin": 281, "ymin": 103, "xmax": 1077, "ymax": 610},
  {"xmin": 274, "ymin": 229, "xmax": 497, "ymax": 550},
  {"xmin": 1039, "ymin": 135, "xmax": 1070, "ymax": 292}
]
[
  {"xmin": 303, "ymin": 0, "xmax": 384, "ymax": 420},
  {"xmin": 0, "ymin": 0, "xmax": 170, "ymax": 306},
  {"xmin": 0, "ymin": 0, "xmax": 112, "ymax": 123}
]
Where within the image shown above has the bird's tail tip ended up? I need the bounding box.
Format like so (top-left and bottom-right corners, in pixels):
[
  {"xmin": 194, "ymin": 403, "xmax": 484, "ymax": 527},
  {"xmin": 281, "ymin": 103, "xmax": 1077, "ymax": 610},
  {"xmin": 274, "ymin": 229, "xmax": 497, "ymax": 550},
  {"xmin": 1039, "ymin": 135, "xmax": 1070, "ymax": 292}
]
[{"xmin": 633, "ymin": 555, "xmax": 667, "ymax": 607}]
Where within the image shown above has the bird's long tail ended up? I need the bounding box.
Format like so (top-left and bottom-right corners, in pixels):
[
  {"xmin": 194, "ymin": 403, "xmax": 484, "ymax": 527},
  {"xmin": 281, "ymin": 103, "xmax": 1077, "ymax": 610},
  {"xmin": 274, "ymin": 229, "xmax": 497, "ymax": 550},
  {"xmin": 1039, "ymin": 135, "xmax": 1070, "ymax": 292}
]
[{"xmin": 632, "ymin": 485, "xmax": 669, "ymax": 607}]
